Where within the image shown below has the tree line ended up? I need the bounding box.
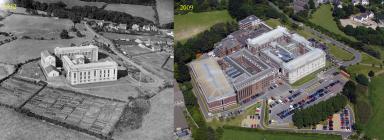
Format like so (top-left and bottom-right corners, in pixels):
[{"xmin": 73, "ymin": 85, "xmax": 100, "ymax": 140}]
[
  {"xmin": 79, "ymin": 0, "xmax": 156, "ymax": 6},
  {"xmin": 174, "ymin": 22, "xmax": 238, "ymax": 83},
  {"xmin": 228, "ymin": 0, "xmax": 283, "ymax": 20},
  {"xmin": 292, "ymin": 94, "xmax": 348, "ymax": 128},
  {"xmin": 15, "ymin": 0, "xmax": 154, "ymax": 26},
  {"xmin": 175, "ymin": 0, "xmax": 227, "ymax": 15}
]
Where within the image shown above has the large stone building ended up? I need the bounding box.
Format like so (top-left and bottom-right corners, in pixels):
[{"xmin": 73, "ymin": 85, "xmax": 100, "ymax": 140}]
[
  {"xmin": 248, "ymin": 26, "xmax": 326, "ymax": 84},
  {"xmin": 189, "ymin": 16, "xmax": 326, "ymax": 117},
  {"xmin": 54, "ymin": 45, "xmax": 98, "ymax": 62},
  {"xmin": 40, "ymin": 50, "xmax": 59, "ymax": 78},
  {"xmin": 189, "ymin": 58, "xmax": 237, "ymax": 113}
]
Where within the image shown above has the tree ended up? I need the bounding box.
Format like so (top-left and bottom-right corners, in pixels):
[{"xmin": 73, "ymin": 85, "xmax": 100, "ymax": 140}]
[
  {"xmin": 356, "ymin": 74, "xmax": 369, "ymax": 86},
  {"xmin": 308, "ymin": 0, "xmax": 315, "ymax": 9},
  {"xmin": 60, "ymin": 29, "xmax": 70, "ymax": 39},
  {"xmin": 368, "ymin": 70, "xmax": 375, "ymax": 77},
  {"xmin": 342, "ymin": 81, "xmax": 357, "ymax": 103}
]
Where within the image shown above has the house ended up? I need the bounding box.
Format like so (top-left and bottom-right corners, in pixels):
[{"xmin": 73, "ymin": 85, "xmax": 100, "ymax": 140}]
[
  {"xmin": 353, "ymin": 12, "xmax": 374, "ymax": 23},
  {"xmin": 118, "ymin": 24, "xmax": 127, "ymax": 30},
  {"xmin": 131, "ymin": 24, "xmax": 140, "ymax": 31},
  {"xmin": 44, "ymin": 65, "xmax": 60, "ymax": 77},
  {"xmin": 353, "ymin": 0, "xmax": 369, "ymax": 5}
]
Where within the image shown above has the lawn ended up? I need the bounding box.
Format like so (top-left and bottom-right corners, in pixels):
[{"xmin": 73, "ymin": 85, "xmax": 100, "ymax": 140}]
[
  {"xmin": 265, "ymin": 18, "xmax": 281, "ymax": 28},
  {"xmin": 221, "ymin": 128, "xmax": 341, "ymax": 140},
  {"xmin": 346, "ymin": 64, "xmax": 382, "ymax": 77},
  {"xmin": 363, "ymin": 75, "xmax": 384, "ymax": 139},
  {"xmin": 328, "ymin": 44, "xmax": 354, "ymax": 61},
  {"xmin": 207, "ymin": 103, "xmax": 261, "ymax": 129},
  {"xmin": 104, "ymin": 4, "xmax": 156, "ymax": 22},
  {"xmin": 309, "ymin": 4, "xmax": 356, "ymax": 41},
  {"xmin": 361, "ymin": 52, "xmax": 383, "ymax": 65},
  {"xmin": 175, "ymin": 10, "xmax": 234, "ymax": 42}
]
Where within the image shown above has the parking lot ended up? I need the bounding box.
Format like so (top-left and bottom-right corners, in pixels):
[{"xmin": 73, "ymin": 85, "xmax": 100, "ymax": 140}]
[{"xmin": 268, "ymin": 74, "xmax": 346, "ymax": 125}]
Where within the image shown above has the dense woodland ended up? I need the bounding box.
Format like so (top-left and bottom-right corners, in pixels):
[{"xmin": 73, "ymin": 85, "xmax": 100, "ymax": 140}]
[
  {"xmin": 228, "ymin": 0, "xmax": 282, "ymax": 20},
  {"xmin": 79, "ymin": 0, "xmax": 156, "ymax": 6},
  {"xmin": 292, "ymin": 95, "xmax": 348, "ymax": 128},
  {"xmin": 14, "ymin": 0, "xmax": 154, "ymax": 26}
]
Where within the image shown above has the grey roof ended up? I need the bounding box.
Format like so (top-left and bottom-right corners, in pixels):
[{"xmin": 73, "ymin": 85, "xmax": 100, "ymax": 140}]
[
  {"xmin": 239, "ymin": 15, "xmax": 260, "ymax": 25},
  {"xmin": 189, "ymin": 58, "xmax": 236, "ymax": 102},
  {"xmin": 223, "ymin": 49, "xmax": 275, "ymax": 90},
  {"xmin": 45, "ymin": 65, "xmax": 59, "ymax": 73}
]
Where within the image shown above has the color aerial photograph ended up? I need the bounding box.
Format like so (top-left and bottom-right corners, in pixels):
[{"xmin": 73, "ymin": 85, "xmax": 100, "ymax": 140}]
[
  {"xmin": 0, "ymin": 0, "xmax": 174, "ymax": 140},
  {"xmin": 174, "ymin": 0, "xmax": 384, "ymax": 140}
]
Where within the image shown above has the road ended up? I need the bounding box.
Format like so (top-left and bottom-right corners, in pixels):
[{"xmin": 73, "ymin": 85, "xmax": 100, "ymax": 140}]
[
  {"xmin": 268, "ymin": 1, "xmax": 361, "ymax": 67},
  {"xmin": 83, "ymin": 22, "xmax": 163, "ymax": 87}
]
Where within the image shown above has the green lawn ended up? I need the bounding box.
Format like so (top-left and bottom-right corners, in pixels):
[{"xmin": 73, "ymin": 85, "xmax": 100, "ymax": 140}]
[
  {"xmin": 208, "ymin": 103, "xmax": 261, "ymax": 129},
  {"xmin": 361, "ymin": 52, "xmax": 383, "ymax": 65},
  {"xmin": 265, "ymin": 18, "xmax": 282, "ymax": 28},
  {"xmin": 363, "ymin": 75, "xmax": 384, "ymax": 139},
  {"xmin": 175, "ymin": 10, "xmax": 235, "ymax": 42},
  {"xmin": 221, "ymin": 128, "xmax": 341, "ymax": 140},
  {"xmin": 309, "ymin": 4, "xmax": 356, "ymax": 41},
  {"xmin": 328, "ymin": 44, "xmax": 354, "ymax": 61},
  {"xmin": 346, "ymin": 64, "xmax": 382, "ymax": 78}
]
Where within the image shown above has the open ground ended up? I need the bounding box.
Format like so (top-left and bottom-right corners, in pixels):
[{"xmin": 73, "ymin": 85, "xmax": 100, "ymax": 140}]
[
  {"xmin": 104, "ymin": 4, "xmax": 156, "ymax": 23},
  {"xmin": 175, "ymin": 10, "xmax": 234, "ymax": 42},
  {"xmin": 309, "ymin": 4, "xmax": 356, "ymax": 41},
  {"xmin": 156, "ymin": 0, "xmax": 174, "ymax": 25}
]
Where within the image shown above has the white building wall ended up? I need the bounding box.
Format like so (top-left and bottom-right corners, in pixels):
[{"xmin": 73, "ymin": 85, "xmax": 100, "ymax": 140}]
[{"xmin": 287, "ymin": 55, "xmax": 326, "ymax": 84}]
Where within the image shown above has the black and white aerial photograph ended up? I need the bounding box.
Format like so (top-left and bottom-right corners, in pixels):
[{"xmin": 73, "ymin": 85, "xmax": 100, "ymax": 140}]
[{"xmin": 0, "ymin": 0, "xmax": 174, "ymax": 140}]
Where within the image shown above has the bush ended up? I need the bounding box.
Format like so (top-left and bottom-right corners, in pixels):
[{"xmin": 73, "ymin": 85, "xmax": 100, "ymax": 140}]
[{"xmin": 356, "ymin": 74, "xmax": 369, "ymax": 86}]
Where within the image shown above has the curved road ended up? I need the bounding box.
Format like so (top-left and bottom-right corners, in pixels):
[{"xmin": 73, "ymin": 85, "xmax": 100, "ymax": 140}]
[{"xmin": 83, "ymin": 22, "xmax": 163, "ymax": 87}]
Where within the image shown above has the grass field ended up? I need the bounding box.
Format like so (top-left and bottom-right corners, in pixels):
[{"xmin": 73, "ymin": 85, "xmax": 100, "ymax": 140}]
[
  {"xmin": 309, "ymin": 4, "xmax": 356, "ymax": 41},
  {"xmin": 347, "ymin": 64, "xmax": 381, "ymax": 77},
  {"xmin": 0, "ymin": 15, "xmax": 94, "ymax": 64},
  {"xmin": 175, "ymin": 10, "xmax": 234, "ymax": 42},
  {"xmin": 328, "ymin": 44, "xmax": 354, "ymax": 61},
  {"xmin": 0, "ymin": 14, "xmax": 73, "ymax": 38},
  {"xmin": 156, "ymin": 0, "xmax": 173, "ymax": 25},
  {"xmin": 265, "ymin": 19, "xmax": 281, "ymax": 28},
  {"xmin": 361, "ymin": 52, "xmax": 383, "ymax": 65},
  {"xmin": 0, "ymin": 107, "xmax": 97, "ymax": 140},
  {"xmin": 363, "ymin": 75, "xmax": 384, "ymax": 139},
  {"xmin": 104, "ymin": 4, "xmax": 156, "ymax": 22},
  {"xmin": 34, "ymin": 0, "xmax": 106, "ymax": 8},
  {"xmin": 221, "ymin": 128, "xmax": 341, "ymax": 140}
]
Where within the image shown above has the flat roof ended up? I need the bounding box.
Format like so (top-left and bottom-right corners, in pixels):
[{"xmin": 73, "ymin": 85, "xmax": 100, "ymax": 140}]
[
  {"xmin": 63, "ymin": 55, "xmax": 117, "ymax": 70},
  {"xmin": 54, "ymin": 45, "xmax": 98, "ymax": 52},
  {"xmin": 189, "ymin": 58, "xmax": 235, "ymax": 102},
  {"xmin": 223, "ymin": 49, "xmax": 275, "ymax": 90},
  {"xmin": 247, "ymin": 26, "xmax": 290, "ymax": 47}
]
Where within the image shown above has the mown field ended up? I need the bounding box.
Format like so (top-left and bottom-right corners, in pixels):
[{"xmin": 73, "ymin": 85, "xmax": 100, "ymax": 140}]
[
  {"xmin": 328, "ymin": 45, "xmax": 354, "ymax": 61},
  {"xmin": 309, "ymin": 4, "xmax": 356, "ymax": 41},
  {"xmin": 0, "ymin": 15, "xmax": 94, "ymax": 64},
  {"xmin": 156, "ymin": 0, "xmax": 173, "ymax": 25},
  {"xmin": 362, "ymin": 75, "xmax": 384, "ymax": 139},
  {"xmin": 221, "ymin": 128, "xmax": 341, "ymax": 140},
  {"xmin": 0, "ymin": 107, "xmax": 97, "ymax": 140},
  {"xmin": 175, "ymin": 10, "xmax": 234, "ymax": 42},
  {"xmin": 0, "ymin": 14, "xmax": 73, "ymax": 38},
  {"xmin": 104, "ymin": 4, "xmax": 156, "ymax": 22}
]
